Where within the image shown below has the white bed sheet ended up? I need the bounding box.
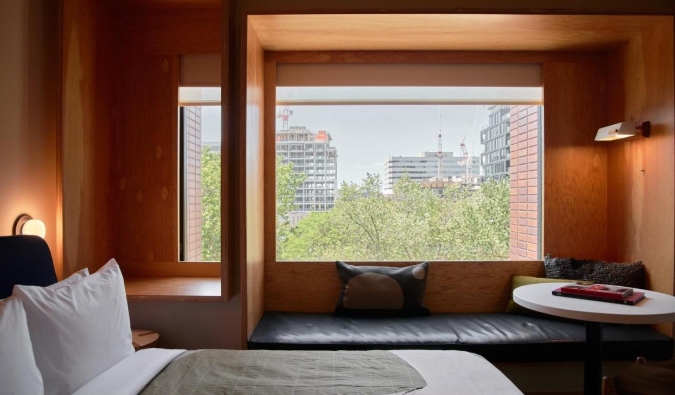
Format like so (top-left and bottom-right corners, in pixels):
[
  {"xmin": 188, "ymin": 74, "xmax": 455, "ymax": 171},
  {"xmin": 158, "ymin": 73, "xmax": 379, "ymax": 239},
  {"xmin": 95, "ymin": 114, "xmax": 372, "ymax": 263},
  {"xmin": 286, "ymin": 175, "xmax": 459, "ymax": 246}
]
[
  {"xmin": 390, "ymin": 350, "xmax": 523, "ymax": 394},
  {"xmin": 72, "ymin": 348, "xmax": 185, "ymax": 395},
  {"xmin": 76, "ymin": 349, "xmax": 522, "ymax": 395}
]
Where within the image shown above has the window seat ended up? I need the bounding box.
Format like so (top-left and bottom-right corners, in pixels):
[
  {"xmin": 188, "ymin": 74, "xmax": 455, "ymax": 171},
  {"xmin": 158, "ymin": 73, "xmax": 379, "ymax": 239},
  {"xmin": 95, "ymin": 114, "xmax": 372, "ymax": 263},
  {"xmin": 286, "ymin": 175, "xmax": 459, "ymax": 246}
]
[
  {"xmin": 124, "ymin": 277, "xmax": 222, "ymax": 302},
  {"xmin": 248, "ymin": 312, "xmax": 673, "ymax": 363}
]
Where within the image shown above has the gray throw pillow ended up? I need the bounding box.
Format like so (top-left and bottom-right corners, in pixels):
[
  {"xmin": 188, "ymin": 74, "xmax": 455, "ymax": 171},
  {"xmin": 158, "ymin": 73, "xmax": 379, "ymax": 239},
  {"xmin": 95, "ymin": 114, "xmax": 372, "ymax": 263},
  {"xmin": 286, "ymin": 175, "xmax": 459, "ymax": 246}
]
[
  {"xmin": 544, "ymin": 255, "xmax": 645, "ymax": 289},
  {"xmin": 334, "ymin": 261, "xmax": 430, "ymax": 317}
]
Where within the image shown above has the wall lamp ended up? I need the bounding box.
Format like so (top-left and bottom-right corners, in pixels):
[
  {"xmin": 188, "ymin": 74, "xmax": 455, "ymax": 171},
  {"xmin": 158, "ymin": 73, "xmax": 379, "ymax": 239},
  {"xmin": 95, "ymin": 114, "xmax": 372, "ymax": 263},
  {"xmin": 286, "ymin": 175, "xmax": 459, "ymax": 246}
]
[
  {"xmin": 13, "ymin": 214, "xmax": 46, "ymax": 239},
  {"xmin": 595, "ymin": 121, "xmax": 650, "ymax": 142}
]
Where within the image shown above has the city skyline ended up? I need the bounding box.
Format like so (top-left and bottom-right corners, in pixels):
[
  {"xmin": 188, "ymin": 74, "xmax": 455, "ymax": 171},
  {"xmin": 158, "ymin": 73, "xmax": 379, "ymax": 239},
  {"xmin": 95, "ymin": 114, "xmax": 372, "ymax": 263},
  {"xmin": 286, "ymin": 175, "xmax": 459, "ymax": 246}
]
[{"xmin": 200, "ymin": 104, "xmax": 491, "ymax": 186}]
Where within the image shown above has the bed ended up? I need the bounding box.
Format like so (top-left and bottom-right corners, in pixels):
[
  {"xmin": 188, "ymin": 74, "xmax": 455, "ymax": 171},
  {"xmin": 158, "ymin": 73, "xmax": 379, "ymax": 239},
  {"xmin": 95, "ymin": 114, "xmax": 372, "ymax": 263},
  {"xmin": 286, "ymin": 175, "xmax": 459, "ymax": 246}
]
[{"xmin": 0, "ymin": 235, "xmax": 523, "ymax": 395}]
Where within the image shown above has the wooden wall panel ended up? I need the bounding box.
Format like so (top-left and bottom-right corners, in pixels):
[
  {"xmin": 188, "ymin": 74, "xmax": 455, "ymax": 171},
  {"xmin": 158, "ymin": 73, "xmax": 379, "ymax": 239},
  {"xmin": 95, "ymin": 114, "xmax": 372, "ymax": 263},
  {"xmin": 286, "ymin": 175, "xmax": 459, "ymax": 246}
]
[
  {"xmin": 242, "ymin": 20, "xmax": 266, "ymax": 341},
  {"xmin": 110, "ymin": 0, "xmax": 221, "ymax": 11},
  {"xmin": 116, "ymin": 55, "xmax": 179, "ymax": 264},
  {"xmin": 62, "ymin": 0, "xmax": 117, "ymax": 275},
  {"xmin": 605, "ymin": 20, "xmax": 674, "ymax": 336},
  {"xmin": 117, "ymin": 9, "xmax": 222, "ymax": 55},
  {"xmin": 239, "ymin": 0, "xmax": 675, "ymax": 15},
  {"xmin": 266, "ymin": 261, "xmax": 543, "ymax": 313},
  {"xmin": 542, "ymin": 56, "xmax": 608, "ymax": 260},
  {"xmin": 249, "ymin": 15, "xmax": 665, "ymax": 52},
  {"xmin": 114, "ymin": 8, "xmax": 225, "ymax": 279}
]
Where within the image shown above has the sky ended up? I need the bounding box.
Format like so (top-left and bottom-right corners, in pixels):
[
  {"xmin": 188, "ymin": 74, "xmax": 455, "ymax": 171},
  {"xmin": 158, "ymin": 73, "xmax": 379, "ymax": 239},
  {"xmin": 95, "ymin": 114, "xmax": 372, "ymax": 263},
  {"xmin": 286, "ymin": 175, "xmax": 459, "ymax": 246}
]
[{"xmin": 201, "ymin": 105, "xmax": 491, "ymax": 186}]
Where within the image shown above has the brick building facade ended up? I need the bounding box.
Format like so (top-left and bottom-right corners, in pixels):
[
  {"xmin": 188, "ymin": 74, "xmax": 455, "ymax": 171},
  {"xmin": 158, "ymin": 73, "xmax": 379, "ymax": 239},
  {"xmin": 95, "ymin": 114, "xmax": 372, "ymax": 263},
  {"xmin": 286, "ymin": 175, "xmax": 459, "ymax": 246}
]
[
  {"xmin": 184, "ymin": 106, "xmax": 202, "ymax": 261},
  {"xmin": 509, "ymin": 105, "xmax": 541, "ymax": 260}
]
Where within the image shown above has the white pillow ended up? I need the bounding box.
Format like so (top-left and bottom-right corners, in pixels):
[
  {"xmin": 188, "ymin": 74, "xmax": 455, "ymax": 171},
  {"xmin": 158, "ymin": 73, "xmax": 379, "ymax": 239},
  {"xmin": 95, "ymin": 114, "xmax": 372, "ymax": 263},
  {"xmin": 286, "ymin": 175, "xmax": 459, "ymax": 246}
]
[
  {"xmin": 48, "ymin": 268, "xmax": 89, "ymax": 289},
  {"xmin": 0, "ymin": 267, "xmax": 89, "ymax": 395},
  {"xmin": 14, "ymin": 259, "xmax": 134, "ymax": 395},
  {"xmin": 0, "ymin": 297, "xmax": 44, "ymax": 395}
]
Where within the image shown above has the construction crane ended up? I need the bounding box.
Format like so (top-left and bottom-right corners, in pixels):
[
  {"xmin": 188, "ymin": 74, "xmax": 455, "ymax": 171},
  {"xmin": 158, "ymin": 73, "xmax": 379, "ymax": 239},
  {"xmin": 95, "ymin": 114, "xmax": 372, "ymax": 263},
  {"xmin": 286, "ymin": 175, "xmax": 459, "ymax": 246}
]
[
  {"xmin": 435, "ymin": 133, "xmax": 444, "ymax": 180},
  {"xmin": 277, "ymin": 107, "xmax": 293, "ymax": 130},
  {"xmin": 458, "ymin": 139, "xmax": 473, "ymax": 184},
  {"xmin": 435, "ymin": 107, "xmax": 444, "ymax": 181},
  {"xmin": 458, "ymin": 107, "xmax": 479, "ymax": 185}
]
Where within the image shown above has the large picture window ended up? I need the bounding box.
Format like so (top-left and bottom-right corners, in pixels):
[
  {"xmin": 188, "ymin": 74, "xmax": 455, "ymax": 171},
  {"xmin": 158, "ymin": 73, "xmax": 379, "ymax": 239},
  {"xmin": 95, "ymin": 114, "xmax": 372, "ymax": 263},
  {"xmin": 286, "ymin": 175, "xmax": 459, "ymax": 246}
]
[
  {"xmin": 273, "ymin": 64, "xmax": 543, "ymax": 262},
  {"xmin": 275, "ymin": 102, "xmax": 542, "ymax": 262}
]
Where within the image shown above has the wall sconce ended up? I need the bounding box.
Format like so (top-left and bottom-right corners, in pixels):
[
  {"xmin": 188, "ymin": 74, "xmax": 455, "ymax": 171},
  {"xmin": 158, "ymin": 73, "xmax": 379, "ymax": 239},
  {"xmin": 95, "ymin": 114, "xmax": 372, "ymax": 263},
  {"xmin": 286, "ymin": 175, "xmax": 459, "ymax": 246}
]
[
  {"xmin": 13, "ymin": 214, "xmax": 46, "ymax": 239},
  {"xmin": 595, "ymin": 121, "xmax": 650, "ymax": 142}
]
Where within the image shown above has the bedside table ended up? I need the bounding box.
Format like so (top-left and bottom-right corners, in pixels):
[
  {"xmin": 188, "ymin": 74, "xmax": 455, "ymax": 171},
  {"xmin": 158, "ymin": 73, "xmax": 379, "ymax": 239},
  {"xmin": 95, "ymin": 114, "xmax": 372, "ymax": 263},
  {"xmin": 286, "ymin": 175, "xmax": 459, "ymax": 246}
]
[{"xmin": 131, "ymin": 329, "xmax": 159, "ymax": 351}]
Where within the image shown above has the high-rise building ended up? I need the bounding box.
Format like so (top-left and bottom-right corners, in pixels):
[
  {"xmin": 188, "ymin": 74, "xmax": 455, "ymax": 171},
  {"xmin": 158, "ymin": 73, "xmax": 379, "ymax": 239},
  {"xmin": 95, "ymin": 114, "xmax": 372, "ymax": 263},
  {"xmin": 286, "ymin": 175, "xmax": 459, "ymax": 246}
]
[
  {"xmin": 183, "ymin": 106, "xmax": 202, "ymax": 261},
  {"xmin": 276, "ymin": 126, "xmax": 338, "ymax": 212},
  {"xmin": 480, "ymin": 105, "xmax": 511, "ymax": 181},
  {"xmin": 384, "ymin": 151, "xmax": 479, "ymax": 191}
]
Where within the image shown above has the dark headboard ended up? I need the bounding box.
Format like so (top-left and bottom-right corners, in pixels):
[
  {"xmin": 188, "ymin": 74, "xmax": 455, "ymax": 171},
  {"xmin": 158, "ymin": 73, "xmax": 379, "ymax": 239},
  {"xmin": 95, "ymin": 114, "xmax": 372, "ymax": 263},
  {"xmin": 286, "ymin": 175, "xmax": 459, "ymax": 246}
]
[{"xmin": 0, "ymin": 235, "xmax": 57, "ymax": 299}]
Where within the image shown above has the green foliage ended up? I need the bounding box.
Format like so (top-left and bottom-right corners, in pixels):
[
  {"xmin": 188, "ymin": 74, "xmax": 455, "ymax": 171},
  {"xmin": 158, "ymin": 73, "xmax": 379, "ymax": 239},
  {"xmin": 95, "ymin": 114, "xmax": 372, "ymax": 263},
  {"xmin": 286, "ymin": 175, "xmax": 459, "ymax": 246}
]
[
  {"xmin": 275, "ymin": 156, "xmax": 306, "ymax": 257},
  {"xmin": 276, "ymin": 156, "xmax": 306, "ymax": 219},
  {"xmin": 277, "ymin": 174, "xmax": 511, "ymax": 261},
  {"xmin": 201, "ymin": 147, "xmax": 221, "ymax": 261}
]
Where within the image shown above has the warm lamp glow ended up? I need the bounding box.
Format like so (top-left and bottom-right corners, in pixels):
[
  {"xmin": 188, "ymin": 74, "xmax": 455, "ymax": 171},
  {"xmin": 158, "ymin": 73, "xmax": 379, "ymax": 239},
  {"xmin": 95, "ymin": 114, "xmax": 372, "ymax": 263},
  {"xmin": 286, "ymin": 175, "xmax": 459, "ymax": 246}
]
[
  {"xmin": 13, "ymin": 214, "xmax": 46, "ymax": 239},
  {"xmin": 22, "ymin": 219, "xmax": 46, "ymax": 238}
]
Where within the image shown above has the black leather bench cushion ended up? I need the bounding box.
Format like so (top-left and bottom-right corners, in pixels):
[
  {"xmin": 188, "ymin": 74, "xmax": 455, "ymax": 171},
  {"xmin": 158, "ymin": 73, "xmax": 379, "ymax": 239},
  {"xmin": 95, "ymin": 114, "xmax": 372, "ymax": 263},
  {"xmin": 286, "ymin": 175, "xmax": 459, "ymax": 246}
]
[{"xmin": 249, "ymin": 312, "xmax": 674, "ymax": 363}]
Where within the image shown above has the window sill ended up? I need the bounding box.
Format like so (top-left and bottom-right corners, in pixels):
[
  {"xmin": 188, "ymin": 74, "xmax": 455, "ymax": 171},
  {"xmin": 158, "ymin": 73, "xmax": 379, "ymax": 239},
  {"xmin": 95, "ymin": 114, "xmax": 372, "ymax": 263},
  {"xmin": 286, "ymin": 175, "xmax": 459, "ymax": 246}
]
[{"xmin": 124, "ymin": 276, "xmax": 223, "ymax": 302}]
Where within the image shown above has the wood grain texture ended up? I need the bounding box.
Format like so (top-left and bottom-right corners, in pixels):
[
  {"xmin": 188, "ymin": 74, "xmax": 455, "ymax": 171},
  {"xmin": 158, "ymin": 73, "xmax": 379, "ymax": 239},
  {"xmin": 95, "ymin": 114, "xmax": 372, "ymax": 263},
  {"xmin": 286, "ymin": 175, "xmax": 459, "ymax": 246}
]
[
  {"xmin": 242, "ymin": 19, "xmax": 266, "ymax": 340},
  {"xmin": 263, "ymin": 62, "xmax": 276, "ymax": 264},
  {"xmin": 119, "ymin": 261, "xmax": 220, "ymax": 277},
  {"xmin": 249, "ymin": 15, "xmax": 668, "ymax": 52},
  {"xmin": 117, "ymin": 9, "xmax": 222, "ymax": 54},
  {"xmin": 221, "ymin": 0, "xmax": 237, "ymax": 300},
  {"xmin": 542, "ymin": 56, "xmax": 609, "ymax": 260},
  {"xmin": 240, "ymin": 0, "xmax": 675, "ymax": 15},
  {"xmin": 116, "ymin": 54, "xmax": 180, "ymax": 265},
  {"xmin": 266, "ymin": 261, "xmax": 543, "ymax": 313},
  {"xmin": 125, "ymin": 276, "xmax": 222, "ymax": 301},
  {"xmin": 605, "ymin": 19, "xmax": 674, "ymax": 336},
  {"xmin": 266, "ymin": 51, "xmax": 600, "ymax": 65},
  {"xmin": 61, "ymin": 0, "xmax": 116, "ymax": 275},
  {"xmin": 108, "ymin": 0, "xmax": 220, "ymax": 11}
]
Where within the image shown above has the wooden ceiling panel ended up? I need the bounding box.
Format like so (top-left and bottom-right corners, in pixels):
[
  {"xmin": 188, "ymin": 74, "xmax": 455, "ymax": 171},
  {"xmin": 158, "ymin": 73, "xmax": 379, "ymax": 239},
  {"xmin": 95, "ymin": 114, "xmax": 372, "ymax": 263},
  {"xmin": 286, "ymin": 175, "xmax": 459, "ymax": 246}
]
[
  {"xmin": 110, "ymin": 0, "xmax": 221, "ymax": 11},
  {"xmin": 249, "ymin": 14, "xmax": 671, "ymax": 51}
]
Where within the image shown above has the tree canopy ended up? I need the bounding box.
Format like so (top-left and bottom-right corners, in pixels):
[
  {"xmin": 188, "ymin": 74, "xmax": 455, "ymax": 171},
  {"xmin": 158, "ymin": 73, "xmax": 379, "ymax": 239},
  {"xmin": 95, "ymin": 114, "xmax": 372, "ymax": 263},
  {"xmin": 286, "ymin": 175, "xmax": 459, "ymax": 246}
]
[
  {"xmin": 201, "ymin": 147, "xmax": 221, "ymax": 261},
  {"xmin": 199, "ymin": 150, "xmax": 511, "ymax": 262},
  {"xmin": 277, "ymin": 173, "xmax": 510, "ymax": 261}
]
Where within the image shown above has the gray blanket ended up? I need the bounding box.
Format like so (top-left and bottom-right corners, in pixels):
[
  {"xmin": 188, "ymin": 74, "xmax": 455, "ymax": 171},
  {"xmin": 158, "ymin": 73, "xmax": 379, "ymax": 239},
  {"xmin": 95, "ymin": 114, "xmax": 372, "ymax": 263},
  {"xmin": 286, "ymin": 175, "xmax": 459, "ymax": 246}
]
[{"xmin": 139, "ymin": 349, "xmax": 427, "ymax": 395}]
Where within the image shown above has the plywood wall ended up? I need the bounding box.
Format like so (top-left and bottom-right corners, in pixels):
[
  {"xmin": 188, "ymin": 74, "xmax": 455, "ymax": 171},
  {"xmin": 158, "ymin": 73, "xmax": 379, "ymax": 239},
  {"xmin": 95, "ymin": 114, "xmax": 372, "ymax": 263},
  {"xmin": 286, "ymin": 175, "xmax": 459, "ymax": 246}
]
[
  {"xmin": 542, "ymin": 55, "xmax": 608, "ymax": 260},
  {"xmin": 114, "ymin": 9, "xmax": 222, "ymax": 266},
  {"xmin": 242, "ymin": 20, "xmax": 266, "ymax": 341},
  {"xmin": 62, "ymin": 0, "xmax": 117, "ymax": 275},
  {"xmin": 115, "ymin": 54, "xmax": 180, "ymax": 264},
  {"xmin": 605, "ymin": 20, "xmax": 674, "ymax": 335},
  {"xmin": 266, "ymin": 261, "xmax": 543, "ymax": 313},
  {"xmin": 239, "ymin": 0, "xmax": 674, "ymax": 14}
]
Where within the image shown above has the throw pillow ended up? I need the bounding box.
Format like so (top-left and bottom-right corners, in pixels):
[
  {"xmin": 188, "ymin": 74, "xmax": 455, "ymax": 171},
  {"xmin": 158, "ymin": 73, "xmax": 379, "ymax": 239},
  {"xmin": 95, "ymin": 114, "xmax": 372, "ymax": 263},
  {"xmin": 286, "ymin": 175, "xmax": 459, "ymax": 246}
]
[
  {"xmin": 334, "ymin": 261, "xmax": 430, "ymax": 317},
  {"xmin": 14, "ymin": 259, "xmax": 134, "ymax": 395},
  {"xmin": 544, "ymin": 255, "xmax": 645, "ymax": 289}
]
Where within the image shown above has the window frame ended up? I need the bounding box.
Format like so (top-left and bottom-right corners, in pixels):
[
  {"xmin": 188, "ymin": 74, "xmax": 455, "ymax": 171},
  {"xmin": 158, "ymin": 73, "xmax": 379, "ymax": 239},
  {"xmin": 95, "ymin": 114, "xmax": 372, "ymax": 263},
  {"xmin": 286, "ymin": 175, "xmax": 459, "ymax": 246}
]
[{"xmin": 263, "ymin": 55, "xmax": 544, "ymax": 265}]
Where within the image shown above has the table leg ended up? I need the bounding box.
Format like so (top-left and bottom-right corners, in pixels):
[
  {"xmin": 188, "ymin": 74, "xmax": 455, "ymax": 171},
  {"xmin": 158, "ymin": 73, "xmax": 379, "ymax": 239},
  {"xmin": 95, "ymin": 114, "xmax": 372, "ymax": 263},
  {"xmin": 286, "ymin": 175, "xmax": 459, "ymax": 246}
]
[{"xmin": 584, "ymin": 321, "xmax": 603, "ymax": 395}]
